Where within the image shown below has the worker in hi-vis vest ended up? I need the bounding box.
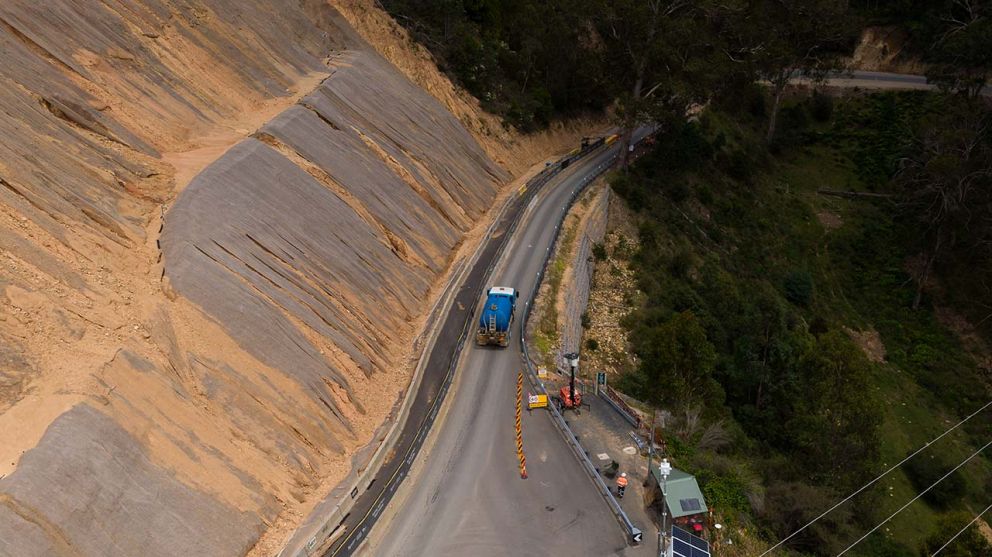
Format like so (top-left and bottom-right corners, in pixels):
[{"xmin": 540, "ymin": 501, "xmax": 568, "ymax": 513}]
[{"xmin": 616, "ymin": 472, "xmax": 628, "ymax": 498}]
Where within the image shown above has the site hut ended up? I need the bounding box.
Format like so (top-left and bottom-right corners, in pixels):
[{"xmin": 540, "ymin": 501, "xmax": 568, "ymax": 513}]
[{"xmin": 647, "ymin": 464, "xmax": 709, "ymax": 536}]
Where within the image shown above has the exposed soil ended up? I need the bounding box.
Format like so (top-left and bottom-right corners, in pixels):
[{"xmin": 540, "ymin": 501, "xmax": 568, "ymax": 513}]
[
  {"xmin": 846, "ymin": 26, "xmax": 926, "ymax": 75},
  {"xmin": 845, "ymin": 327, "xmax": 887, "ymax": 363},
  {"xmin": 816, "ymin": 210, "xmax": 843, "ymax": 230},
  {"xmin": 0, "ymin": 1, "xmax": 600, "ymax": 555}
]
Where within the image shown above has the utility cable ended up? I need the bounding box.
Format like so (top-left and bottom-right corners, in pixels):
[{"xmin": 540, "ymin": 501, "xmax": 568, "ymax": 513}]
[
  {"xmin": 759, "ymin": 399, "xmax": 992, "ymax": 556},
  {"xmin": 836, "ymin": 438, "xmax": 992, "ymax": 556},
  {"xmin": 931, "ymin": 501, "xmax": 992, "ymax": 556}
]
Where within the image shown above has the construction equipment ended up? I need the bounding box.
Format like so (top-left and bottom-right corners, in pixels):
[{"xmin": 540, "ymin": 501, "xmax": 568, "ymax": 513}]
[
  {"xmin": 557, "ymin": 352, "xmax": 582, "ymax": 409},
  {"xmin": 558, "ymin": 384, "xmax": 582, "ymax": 409},
  {"xmin": 476, "ymin": 286, "xmax": 517, "ymax": 347}
]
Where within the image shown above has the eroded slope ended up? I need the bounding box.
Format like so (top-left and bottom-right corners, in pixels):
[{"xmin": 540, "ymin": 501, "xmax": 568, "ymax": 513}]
[{"xmin": 0, "ymin": 1, "xmax": 510, "ymax": 555}]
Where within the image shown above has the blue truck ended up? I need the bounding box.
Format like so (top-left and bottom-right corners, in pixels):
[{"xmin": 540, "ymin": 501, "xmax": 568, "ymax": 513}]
[{"xmin": 476, "ymin": 286, "xmax": 518, "ymax": 347}]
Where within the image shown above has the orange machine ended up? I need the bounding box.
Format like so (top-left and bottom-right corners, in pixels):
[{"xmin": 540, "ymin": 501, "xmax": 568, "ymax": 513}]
[{"xmin": 559, "ymin": 385, "xmax": 582, "ymax": 409}]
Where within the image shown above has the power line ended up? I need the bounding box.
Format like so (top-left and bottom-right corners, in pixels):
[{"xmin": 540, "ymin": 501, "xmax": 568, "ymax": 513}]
[
  {"xmin": 836, "ymin": 438, "xmax": 992, "ymax": 556},
  {"xmin": 759, "ymin": 399, "xmax": 992, "ymax": 556},
  {"xmin": 931, "ymin": 501, "xmax": 992, "ymax": 556}
]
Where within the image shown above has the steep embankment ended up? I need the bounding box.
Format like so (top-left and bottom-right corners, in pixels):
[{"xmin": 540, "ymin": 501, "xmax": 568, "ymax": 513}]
[
  {"xmin": 847, "ymin": 26, "xmax": 926, "ymax": 74},
  {"xmin": 0, "ymin": 1, "xmax": 563, "ymax": 555}
]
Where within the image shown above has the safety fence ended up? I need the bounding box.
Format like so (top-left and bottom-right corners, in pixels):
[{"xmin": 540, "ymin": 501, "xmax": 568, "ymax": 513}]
[
  {"xmin": 601, "ymin": 384, "xmax": 642, "ymax": 429},
  {"xmin": 520, "ymin": 132, "xmax": 654, "ymax": 547}
]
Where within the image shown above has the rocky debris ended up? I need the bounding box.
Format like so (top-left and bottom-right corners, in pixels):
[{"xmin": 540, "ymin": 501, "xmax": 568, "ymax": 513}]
[
  {"xmin": 844, "ymin": 327, "xmax": 887, "ymax": 363},
  {"xmin": 846, "ymin": 26, "xmax": 926, "ymax": 75},
  {"xmin": 583, "ymin": 192, "xmax": 641, "ymax": 378}
]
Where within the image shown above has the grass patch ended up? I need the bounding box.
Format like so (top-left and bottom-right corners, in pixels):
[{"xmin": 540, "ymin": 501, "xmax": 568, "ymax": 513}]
[{"xmin": 534, "ymin": 218, "xmax": 579, "ymax": 366}]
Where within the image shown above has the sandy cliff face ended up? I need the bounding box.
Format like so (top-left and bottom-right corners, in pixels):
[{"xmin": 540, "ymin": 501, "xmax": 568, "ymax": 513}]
[
  {"xmin": 847, "ymin": 26, "xmax": 926, "ymax": 75},
  {"xmin": 0, "ymin": 1, "xmax": 514, "ymax": 555}
]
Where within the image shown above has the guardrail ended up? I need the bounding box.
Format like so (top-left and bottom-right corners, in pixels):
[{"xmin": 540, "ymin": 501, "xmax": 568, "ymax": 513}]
[
  {"xmin": 279, "ymin": 135, "xmax": 614, "ymax": 557},
  {"xmin": 518, "ymin": 138, "xmax": 647, "ymax": 546},
  {"xmin": 601, "ymin": 385, "xmax": 642, "ymax": 429}
]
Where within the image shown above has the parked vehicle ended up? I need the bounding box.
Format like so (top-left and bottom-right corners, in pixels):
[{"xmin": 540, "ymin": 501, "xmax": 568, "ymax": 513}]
[{"xmin": 476, "ymin": 286, "xmax": 517, "ymax": 347}]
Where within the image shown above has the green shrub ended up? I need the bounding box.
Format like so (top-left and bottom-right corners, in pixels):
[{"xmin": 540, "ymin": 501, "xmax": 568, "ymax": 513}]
[
  {"xmin": 580, "ymin": 311, "xmax": 591, "ymax": 329},
  {"xmin": 783, "ymin": 270, "xmax": 814, "ymax": 307},
  {"xmin": 809, "ymin": 316, "xmax": 829, "ymax": 337},
  {"xmin": 904, "ymin": 454, "xmax": 967, "ymax": 510},
  {"xmin": 615, "ymin": 236, "xmax": 631, "ymax": 259},
  {"xmin": 699, "ymin": 473, "xmax": 750, "ymax": 514},
  {"xmin": 669, "ymin": 248, "xmax": 694, "ymax": 279},
  {"xmin": 592, "ymin": 242, "xmax": 607, "ymax": 262},
  {"xmin": 922, "ymin": 511, "xmax": 992, "ymax": 556},
  {"xmin": 810, "ymin": 91, "xmax": 834, "ymax": 122},
  {"xmin": 585, "ymin": 338, "xmax": 599, "ymax": 351}
]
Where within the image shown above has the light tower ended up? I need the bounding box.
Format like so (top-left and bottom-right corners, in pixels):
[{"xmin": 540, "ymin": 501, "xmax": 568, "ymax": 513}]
[{"xmin": 564, "ymin": 352, "xmax": 579, "ymax": 407}]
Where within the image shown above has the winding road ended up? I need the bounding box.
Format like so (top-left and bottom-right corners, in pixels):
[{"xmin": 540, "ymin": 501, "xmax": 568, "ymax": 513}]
[
  {"xmin": 318, "ymin": 70, "xmax": 956, "ymax": 557},
  {"xmin": 363, "ymin": 142, "xmax": 639, "ymax": 557}
]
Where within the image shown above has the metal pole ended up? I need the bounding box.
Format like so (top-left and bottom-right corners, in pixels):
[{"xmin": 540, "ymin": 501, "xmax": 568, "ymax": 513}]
[
  {"xmin": 569, "ymin": 361, "xmax": 576, "ymax": 406},
  {"xmin": 659, "ymin": 458, "xmax": 672, "ymax": 557},
  {"xmin": 662, "ymin": 473, "xmax": 668, "ymax": 557},
  {"xmin": 645, "ymin": 409, "xmax": 656, "ymax": 486}
]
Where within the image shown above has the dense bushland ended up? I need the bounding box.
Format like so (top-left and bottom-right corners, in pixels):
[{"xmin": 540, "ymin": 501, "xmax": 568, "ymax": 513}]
[{"xmin": 611, "ymin": 91, "xmax": 992, "ymax": 555}]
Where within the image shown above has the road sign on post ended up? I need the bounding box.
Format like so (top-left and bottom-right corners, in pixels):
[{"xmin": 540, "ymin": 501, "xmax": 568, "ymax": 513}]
[
  {"xmin": 527, "ymin": 393, "xmax": 548, "ymax": 409},
  {"xmin": 595, "ymin": 372, "xmax": 606, "ymax": 396},
  {"xmin": 631, "ymin": 527, "xmax": 643, "ymax": 544}
]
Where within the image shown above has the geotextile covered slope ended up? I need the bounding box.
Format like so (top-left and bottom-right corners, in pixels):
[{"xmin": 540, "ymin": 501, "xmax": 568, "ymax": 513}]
[{"xmin": 0, "ymin": 1, "xmax": 507, "ymax": 555}]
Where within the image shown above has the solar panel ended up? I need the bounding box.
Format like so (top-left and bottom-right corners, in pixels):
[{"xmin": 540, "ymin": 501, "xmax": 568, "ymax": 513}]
[
  {"xmin": 671, "ymin": 526, "xmax": 711, "ymax": 557},
  {"xmin": 680, "ymin": 498, "xmax": 702, "ymax": 512}
]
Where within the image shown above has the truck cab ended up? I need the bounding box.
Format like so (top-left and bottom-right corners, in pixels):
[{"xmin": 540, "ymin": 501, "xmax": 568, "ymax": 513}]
[{"xmin": 476, "ymin": 286, "xmax": 518, "ymax": 347}]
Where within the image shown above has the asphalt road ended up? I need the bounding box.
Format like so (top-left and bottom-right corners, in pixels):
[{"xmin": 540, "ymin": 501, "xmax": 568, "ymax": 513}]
[
  {"xmin": 820, "ymin": 70, "xmax": 988, "ymax": 96},
  {"xmin": 363, "ymin": 143, "xmax": 641, "ymax": 557}
]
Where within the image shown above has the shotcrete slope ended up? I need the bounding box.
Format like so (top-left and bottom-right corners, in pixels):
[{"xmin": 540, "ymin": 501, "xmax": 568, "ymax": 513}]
[{"xmin": 0, "ymin": 1, "xmax": 510, "ymax": 555}]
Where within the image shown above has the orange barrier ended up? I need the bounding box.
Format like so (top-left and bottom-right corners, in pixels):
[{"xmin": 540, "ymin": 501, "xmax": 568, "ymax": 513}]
[{"xmin": 515, "ymin": 372, "xmax": 527, "ymax": 479}]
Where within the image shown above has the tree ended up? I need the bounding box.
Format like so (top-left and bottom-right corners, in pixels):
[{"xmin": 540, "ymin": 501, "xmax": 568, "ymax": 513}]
[
  {"xmin": 598, "ymin": 0, "xmax": 731, "ymax": 167},
  {"xmin": 904, "ymin": 453, "xmax": 967, "ymax": 510},
  {"xmin": 760, "ymin": 481, "xmax": 857, "ymax": 555},
  {"xmin": 632, "ymin": 310, "xmax": 722, "ymax": 409},
  {"xmin": 743, "ymin": 0, "xmax": 853, "ymax": 142},
  {"xmin": 896, "ymin": 103, "xmax": 992, "ymax": 309},
  {"xmin": 922, "ymin": 511, "xmax": 992, "ymax": 557},
  {"xmin": 926, "ymin": 0, "xmax": 992, "ymax": 99},
  {"xmin": 786, "ymin": 331, "xmax": 882, "ymax": 490}
]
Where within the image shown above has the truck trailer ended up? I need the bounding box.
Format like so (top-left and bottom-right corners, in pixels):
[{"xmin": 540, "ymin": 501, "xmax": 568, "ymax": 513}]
[{"xmin": 476, "ymin": 286, "xmax": 517, "ymax": 347}]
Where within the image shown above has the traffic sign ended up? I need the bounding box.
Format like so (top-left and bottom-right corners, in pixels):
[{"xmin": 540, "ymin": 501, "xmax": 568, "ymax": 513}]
[
  {"xmin": 528, "ymin": 393, "xmax": 548, "ymax": 409},
  {"xmin": 597, "ymin": 372, "xmax": 606, "ymax": 385},
  {"xmin": 631, "ymin": 528, "xmax": 643, "ymax": 544}
]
